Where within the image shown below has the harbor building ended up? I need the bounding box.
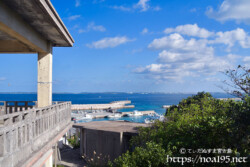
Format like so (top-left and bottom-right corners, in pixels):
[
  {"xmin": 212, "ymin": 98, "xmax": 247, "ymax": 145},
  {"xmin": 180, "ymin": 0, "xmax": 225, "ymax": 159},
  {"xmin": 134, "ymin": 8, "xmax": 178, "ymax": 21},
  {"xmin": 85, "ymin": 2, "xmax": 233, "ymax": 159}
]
[
  {"xmin": 73, "ymin": 121, "xmax": 149, "ymax": 164},
  {"xmin": 0, "ymin": 0, "xmax": 74, "ymax": 166}
]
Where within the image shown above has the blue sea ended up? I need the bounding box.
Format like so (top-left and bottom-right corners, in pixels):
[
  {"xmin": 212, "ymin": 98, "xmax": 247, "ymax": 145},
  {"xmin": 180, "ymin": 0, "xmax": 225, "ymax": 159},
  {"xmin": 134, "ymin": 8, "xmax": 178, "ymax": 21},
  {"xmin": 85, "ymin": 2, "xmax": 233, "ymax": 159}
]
[{"xmin": 0, "ymin": 93, "xmax": 234, "ymax": 123}]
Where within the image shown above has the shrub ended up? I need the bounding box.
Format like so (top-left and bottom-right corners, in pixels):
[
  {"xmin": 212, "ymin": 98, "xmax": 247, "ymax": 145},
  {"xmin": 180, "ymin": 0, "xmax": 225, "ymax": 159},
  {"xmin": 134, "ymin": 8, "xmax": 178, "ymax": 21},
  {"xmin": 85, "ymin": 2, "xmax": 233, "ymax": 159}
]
[
  {"xmin": 83, "ymin": 151, "xmax": 111, "ymax": 167},
  {"xmin": 68, "ymin": 134, "xmax": 80, "ymax": 148},
  {"xmin": 109, "ymin": 142, "xmax": 168, "ymax": 167}
]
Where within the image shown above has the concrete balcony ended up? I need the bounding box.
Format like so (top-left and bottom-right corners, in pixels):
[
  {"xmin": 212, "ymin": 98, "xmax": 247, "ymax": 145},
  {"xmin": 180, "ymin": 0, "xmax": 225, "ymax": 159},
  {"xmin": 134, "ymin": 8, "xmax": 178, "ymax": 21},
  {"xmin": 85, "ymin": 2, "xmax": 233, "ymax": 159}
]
[{"xmin": 0, "ymin": 101, "xmax": 72, "ymax": 167}]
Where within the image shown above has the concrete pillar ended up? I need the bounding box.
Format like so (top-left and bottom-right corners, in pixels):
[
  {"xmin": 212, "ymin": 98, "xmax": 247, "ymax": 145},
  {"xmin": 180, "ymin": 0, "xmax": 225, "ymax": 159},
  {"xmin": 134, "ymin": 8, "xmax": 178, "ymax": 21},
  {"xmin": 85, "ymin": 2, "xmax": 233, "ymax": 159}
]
[{"xmin": 37, "ymin": 47, "xmax": 52, "ymax": 108}]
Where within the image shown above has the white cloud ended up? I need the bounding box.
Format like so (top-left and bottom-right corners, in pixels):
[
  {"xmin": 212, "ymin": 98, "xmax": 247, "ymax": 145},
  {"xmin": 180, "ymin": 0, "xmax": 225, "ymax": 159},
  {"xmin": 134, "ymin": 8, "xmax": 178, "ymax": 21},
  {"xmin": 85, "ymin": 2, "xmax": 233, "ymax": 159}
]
[
  {"xmin": 243, "ymin": 56, "xmax": 250, "ymax": 62},
  {"xmin": 158, "ymin": 50, "xmax": 210, "ymax": 63},
  {"xmin": 243, "ymin": 56, "xmax": 250, "ymax": 67},
  {"xmin": 134, "ymin": 24, "xmax": 249, "ymax": 82},
  {"xmin": 209, "ymin": 28, "xmax": 250, "ymax": 50},
  {"xmin": 78, "ymin": 29, "xmax": 85, "ymax": 33},
  {"xmin": 111, "ymin": 6, "xmax": 132, "ymax": 12},
  {"xmin": 190, "ymin": 8, "xmax": 197, "ymax": 13},
  {"xmin": 0, "ymin": 77, "xmax": 6, "ymax": 81},
  {"xmin": 148, "ymin": 33, "xmax": 212, "ymax": 53},
  {"xmin": 163, "ymin": 25, "xmax": 250, "ymax": 50},
  {"xmin": 86, "ymin": 36, "xmax": 135, "ymax": 49},
  {"xmin": 136, "ymin": 32, "xmax": 236, "ymax": 82},
  {"xmin": 153, "ymin": 6, "xmax": 161, "ymax": 11},
  {"xmin": 131, "ymin": 48, "xmax": 143, "ymax": 54},
  {"xmin": 226, "ymin": 54, "xmax": 241, "ymax": 60},
  {"xmin": 93, "ymin": 0, "xmax": 105, "ymax": 3},
  {"xmin": 78, "ymin": 22, "xmax": 106, "ymax": 33},
  {"xmin": 75, "ymin": 0, "xmax": 80, "ymax": 7},
  {"xmin": 164, "ymin": 24, "xmax": 214, "ymax": 38},
  {"xmin": 205, "ymin": 77, "xmax": 221, "ymax": 82},
  {"xmin": 134, "ymin": 0, "xmax": 150, "ymax": 12},
  {"xmin": 67, "ymin": 15, "xmax": 81, "ymax": 21},
  {"xmin": 141, "ymin": 28, "xmax": 149, "ymax": 34},
  {"xmin": 87, "ymin": 22, "xmax": 106, "ymax": 32},
  {"xmin": 206, "ymin": 0, "xmax": 250, "ymax": 24},
  {"xmin": 111, "ymin": 0, "xmax": 160, "ymax": 12},
  {"xmin": 135, "ymin": 51, "xmax": 231, "ymax": 82}
]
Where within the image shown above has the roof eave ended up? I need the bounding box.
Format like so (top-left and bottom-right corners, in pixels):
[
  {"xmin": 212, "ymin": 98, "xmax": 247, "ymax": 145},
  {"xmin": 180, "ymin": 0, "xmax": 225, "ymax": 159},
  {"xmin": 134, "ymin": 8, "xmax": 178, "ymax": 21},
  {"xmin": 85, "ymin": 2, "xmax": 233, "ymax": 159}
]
[{"xmin": 38, "ymin": 0, "xmax": 74, "ymax": 47}]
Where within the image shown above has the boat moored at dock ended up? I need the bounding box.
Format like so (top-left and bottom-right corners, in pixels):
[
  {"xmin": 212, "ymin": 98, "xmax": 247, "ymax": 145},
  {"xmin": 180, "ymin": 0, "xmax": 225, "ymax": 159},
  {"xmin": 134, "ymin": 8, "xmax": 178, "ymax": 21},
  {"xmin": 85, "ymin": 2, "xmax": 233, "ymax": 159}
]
[
  {"xmin": 107, "ymin": 113, "xmax": 122, "ymax": 118},
  {"xmin": 127, "ymin": 110, "xmax": 143, "ymax": 117}
]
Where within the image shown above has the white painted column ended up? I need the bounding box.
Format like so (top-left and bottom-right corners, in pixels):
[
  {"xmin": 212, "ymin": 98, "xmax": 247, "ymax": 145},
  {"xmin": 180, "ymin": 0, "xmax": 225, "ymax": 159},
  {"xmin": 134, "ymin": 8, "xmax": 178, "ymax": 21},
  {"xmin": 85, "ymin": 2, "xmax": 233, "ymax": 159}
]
[{"xmin": 37, "ymin": 47, "xmax": 52, "ymax": 108}]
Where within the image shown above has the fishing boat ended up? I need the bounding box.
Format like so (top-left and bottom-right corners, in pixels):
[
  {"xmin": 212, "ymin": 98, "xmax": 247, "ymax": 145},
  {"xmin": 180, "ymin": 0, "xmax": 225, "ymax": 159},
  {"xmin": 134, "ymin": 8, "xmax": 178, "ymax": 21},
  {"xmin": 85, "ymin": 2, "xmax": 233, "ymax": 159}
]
[
  {"xmin": 159, "ymin": 115, "xmax": 165, "ymax": 121},
  {"xmin": 81, "ymin": 114, "xmax": 93, "ymax": 119},
  {"xmin": 144, "ymin": 118, "xmax": 155, "ymax": 124},
  {"xmin": 128, "ymin": 110, "xmax": 143, "ymax": 117},
  {"xmin": 107, "ymin": 113, "xmax": 122, "ymax": 118},
  {"xmin": 71, "ymin": 112, "xmax": 93, "ymax": 120}
]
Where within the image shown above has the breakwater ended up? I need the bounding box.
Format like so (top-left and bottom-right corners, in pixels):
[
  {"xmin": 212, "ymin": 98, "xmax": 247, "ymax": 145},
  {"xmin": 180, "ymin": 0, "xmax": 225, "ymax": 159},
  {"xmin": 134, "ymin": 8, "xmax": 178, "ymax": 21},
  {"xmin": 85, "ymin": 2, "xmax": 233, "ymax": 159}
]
[
  {"xmin": 71, "ymin": 100, "xmax": 134, "ymax": 110},
  {"xmin": 86, "ymin": 110, "xmax": 156, "ymax": 119}
]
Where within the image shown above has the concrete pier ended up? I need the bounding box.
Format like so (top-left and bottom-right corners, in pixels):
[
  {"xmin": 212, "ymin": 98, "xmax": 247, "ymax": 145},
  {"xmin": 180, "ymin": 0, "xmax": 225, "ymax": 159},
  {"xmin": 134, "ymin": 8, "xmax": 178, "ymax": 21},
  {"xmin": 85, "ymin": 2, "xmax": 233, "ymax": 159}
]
[
  {"xmin": 121, "ymin": 110, "xmax": 156, "ymax": 116},
  {"xmin": 71, "ymin": 100, "xmax": 134, "ymax": 110},
  {"xmin": 73, "ymin": 110, "xmax": 156, "ymax": 119}
]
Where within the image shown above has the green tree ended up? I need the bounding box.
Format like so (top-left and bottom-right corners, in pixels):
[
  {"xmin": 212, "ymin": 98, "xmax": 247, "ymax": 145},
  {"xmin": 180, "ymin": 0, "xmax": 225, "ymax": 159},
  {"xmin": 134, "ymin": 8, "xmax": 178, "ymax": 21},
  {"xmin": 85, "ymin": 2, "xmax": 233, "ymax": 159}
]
[{"xmin": 221, "ymin": 65, "xmax": 249, "ymax": 99}]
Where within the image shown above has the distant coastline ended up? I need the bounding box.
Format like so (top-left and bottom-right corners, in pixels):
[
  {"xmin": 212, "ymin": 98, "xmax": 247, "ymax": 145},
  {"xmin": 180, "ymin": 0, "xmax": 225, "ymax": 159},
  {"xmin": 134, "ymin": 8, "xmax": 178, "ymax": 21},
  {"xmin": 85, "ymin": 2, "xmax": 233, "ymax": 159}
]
[{"xmin": 0, "ymin": 92, "xmax": 234, "ymax": 95}]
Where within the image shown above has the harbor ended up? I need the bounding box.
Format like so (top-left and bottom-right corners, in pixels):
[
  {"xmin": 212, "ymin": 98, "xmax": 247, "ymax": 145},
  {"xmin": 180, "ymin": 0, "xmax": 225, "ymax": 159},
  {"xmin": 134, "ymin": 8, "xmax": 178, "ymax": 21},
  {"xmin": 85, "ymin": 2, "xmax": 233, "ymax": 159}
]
[{"xmin": 71, "ymin": 100, "xmax": 160, "ymax": 123}]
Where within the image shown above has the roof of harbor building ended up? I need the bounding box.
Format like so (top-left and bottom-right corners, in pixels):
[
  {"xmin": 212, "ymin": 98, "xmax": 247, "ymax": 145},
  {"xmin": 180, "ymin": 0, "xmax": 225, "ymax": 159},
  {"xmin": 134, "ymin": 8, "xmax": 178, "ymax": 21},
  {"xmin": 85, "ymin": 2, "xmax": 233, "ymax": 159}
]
[{"xmin": 74, "ymin": 121, "xmax": 150, "ymax": 133}]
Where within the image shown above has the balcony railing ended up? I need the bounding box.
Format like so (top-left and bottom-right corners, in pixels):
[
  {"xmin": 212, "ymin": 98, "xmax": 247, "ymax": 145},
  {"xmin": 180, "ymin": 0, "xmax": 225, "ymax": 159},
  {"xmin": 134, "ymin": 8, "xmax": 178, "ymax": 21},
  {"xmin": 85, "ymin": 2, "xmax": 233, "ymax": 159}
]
[
  {"xmin": 0, "ymin": 101, "xmax": 36, "ymax": 115},
  {"xmin": 0, "ymin": 101, "xmax": 72, "ymax": 167}
]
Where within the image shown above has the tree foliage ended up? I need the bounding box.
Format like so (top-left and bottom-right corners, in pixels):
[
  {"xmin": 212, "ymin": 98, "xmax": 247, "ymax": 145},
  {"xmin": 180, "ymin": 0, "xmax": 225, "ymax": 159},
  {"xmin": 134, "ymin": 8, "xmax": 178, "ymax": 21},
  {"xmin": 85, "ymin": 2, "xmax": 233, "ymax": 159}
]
[
  {"xmin": 68, "ymin": 134, "xmax": 80, "ymax": 148},
  {"xmin": 109, "ymin": 92, "xmax": 250, "ymax": 167},
  {"xmin": 221, "ymin": 65, "xmax": 249, "ymax": 99},
  {"xmin": 109, "ymin": 142, "xmax": 168, "ymax": 167}
]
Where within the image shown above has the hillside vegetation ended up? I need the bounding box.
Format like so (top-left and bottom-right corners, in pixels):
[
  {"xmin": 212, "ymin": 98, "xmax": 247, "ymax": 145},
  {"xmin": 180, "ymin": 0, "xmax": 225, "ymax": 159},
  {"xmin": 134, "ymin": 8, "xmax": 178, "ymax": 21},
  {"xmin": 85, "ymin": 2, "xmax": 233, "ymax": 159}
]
[{"xmin": 109, "ymin": 92, "xmax": 250, "ymax": 167}]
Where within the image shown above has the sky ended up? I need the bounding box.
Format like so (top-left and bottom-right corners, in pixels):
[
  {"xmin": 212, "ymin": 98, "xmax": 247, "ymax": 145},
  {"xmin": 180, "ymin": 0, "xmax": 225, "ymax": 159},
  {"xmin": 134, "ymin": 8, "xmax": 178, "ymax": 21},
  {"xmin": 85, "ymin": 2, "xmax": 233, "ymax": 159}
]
[{"xmin": 0, "ymin": 0, "xmax": 250, "ymax": 93}]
